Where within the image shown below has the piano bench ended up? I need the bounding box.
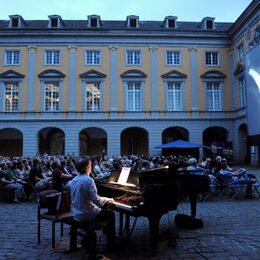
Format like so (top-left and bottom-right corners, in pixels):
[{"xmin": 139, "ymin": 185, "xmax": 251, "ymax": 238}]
[{"xmin": 62, "ymin": 216, "xmax": 107, "ymax": 252}]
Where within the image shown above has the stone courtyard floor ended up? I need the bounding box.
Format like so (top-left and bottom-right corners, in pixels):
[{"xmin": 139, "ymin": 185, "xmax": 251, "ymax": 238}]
[{"xmin": 0, "ymin": 166, "xmax": 259, "ymax": 260}]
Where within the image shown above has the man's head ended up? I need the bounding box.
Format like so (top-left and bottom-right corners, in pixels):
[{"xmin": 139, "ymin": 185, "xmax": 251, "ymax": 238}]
[{"xmin": 75, "ymin": 157, "xmax": 91, "ymax": 174}]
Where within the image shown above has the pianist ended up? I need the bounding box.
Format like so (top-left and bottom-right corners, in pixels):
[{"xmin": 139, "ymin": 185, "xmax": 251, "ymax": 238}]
[{"xmin": 70, "ymin": 157, "xmax": 116, "ymax": 249}]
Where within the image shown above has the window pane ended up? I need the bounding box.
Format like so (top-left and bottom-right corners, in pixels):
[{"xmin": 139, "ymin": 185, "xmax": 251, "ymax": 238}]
[
  {"xmin": 207, "ymin": 82, "xmax": 221, "ymax": 110},
  {"xmin": 167, "ymin": 82, "xmax": 181, "ymax": 110},
  {"xmin": 45, "ymin": 51, "xmax": 60, "ymax": 65},
  {"xmin": 127, "ymin": 51, "xmax": 141, "ymax": 65},
  {"xmin": 86, "ymin": 83, "xmax": 100, "ymax": 111},
  {"xmin": 127, "ymin": 82, "xmax": 141, "ymax": 111},
  {"xmin": 85, "ymin": 51, "xmax": 101, "ymax": 65},
  {"xmin": 205, "ymin": 52, "xmax": 219, "ymax": 65},
  {"xmin": 44, "ymin": 82, "xmax": 59, "ymax": 111},
  {"xmin": 5, "ymin": 51, "xmax": 19, "ymax": 65},
  {"xmin": 4, "ymin": 83, "xmax": 19, "ymax": 111}
]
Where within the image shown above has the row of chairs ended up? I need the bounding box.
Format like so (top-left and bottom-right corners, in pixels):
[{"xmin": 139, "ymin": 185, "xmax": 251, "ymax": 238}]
[{"xmin": 204, "ymin": 173, "xmax": 260, "ymax": 201}]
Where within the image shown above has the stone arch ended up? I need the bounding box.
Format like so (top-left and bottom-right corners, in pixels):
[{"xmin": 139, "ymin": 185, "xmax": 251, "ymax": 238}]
[
  {"xmin": 38, "ymin": 127, "xmax": 65, "ymax": 155},
  {"xmin": 0, "ymin": 128, "xmax": 23, "ymax": 156},
  {"xmin": 79, "ymin": 127, "xmax": 107, "ymax": 156},
  {"xmin": 120, "ymin": 127, "xmax": 149, "ymax": 156}
]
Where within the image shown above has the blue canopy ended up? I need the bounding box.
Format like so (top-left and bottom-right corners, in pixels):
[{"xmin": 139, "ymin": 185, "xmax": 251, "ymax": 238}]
[{"xmin": 155, "ymin": 139, "xmax": 206, "ymax": 149}]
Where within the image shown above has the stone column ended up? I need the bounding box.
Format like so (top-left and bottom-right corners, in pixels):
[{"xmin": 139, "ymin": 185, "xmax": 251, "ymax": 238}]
[
  {"xmin": 149, "ymin": 46, "xmax": 159, "ymax": 117},
  {"xmin": 68, "ymin": 45, "xmax": 77, "ymax": 117},
  {"xmin": 27, "ymin": 46, "xmax": 37, "ymax": 117},
  {"xmin": 109, "ymin": 46, "xmax": 118, "ymax": 117},
  {"xmin": 189, "ymin": 47, "xmax": 199, "ymax": 118}
]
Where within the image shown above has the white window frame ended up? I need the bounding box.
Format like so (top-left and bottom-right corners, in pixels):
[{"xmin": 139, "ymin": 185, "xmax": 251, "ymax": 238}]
[
  {"xmin": 85, "ymin": 50, "xmax": 101, "ymax": 65},
  {"xmin": 85, "ymin": 82, "xmax": 101, "ymax": 111},
  {"xmin": 238, "ymin": 78, "xmax": 246, "ymax": 108},
  {"xmin": 4, "ymin": 50, "xmax": 20, "ymax": 65},
  {"xmin": 206, "ymin": 82, "xmax": 221, "ymax": 111},
  {"xmin": 126, "ymin": 82, "xmax": 142, "ymax": 111},
  {"xmin": 4, "ymin": 82, "xmax": 19, "ymax": 112},
  {"xmin": 205, "ymin": 51, "xmax": 219, "ymax": 66},
  {"xmin": 44, "ymin": 50, "xmax": 61, "ymax": 65},
  {"xmin": 44, "ymin": 82, "xmax": 60, "ymax": 111},
  {"xmin": 166, "ymin": 82, "xmax": 182, "ymax": 111},
  {"xmin": 166, "ymin": 51, "xmax": 181, "ymax": 66},
  {"xmin": 126, "ymin": 50, "xmax": 141, "ymax": 65}
]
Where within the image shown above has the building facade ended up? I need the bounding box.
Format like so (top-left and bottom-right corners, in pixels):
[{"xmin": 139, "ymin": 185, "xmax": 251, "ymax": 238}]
[{"xmin": 0, "ymin": 0, "xmax": 259, "ymax": 163}]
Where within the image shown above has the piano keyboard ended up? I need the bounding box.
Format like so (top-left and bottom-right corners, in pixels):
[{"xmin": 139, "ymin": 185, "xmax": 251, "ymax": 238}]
[{"xmin": 112, "ymin": 201, "xmax": 134, "ymax": 212}]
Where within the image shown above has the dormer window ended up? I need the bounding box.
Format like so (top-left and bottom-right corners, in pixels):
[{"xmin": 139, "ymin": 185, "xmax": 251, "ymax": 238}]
[
  {"xmin": 201, "ymin": 17, "xmax": 215, "ymax": 30},
  {"xmin": 87, "ymin": 15, "xmax": 101, "ymax": 28},
  {"xmin": 130, "ymin": 18, "xmax": 137, "ymax": 27},
  {"xmin": 8, "ymin": 15, "xmax": 27, "ymax": 28},
  {"xmin": 48, "ymin": 15, "xmax": 64, "ymax": 28},
  {"xmin": 51, "ymin": 18, "xmax": 58, "ymax": 28},
  {"xmin": 126, "ymin": 16, "xmax": 139, "ymax": 28},
  {"xmin": 164, "ymin": 16, "xmax": 178, "ymax": 29},
  {"xmin": 11, "ymin": 18, "xmax": 19, "ymax": 27},
  {"xmin": 168, "ymin": 19, "xmax": 175, "ymax": 28},
  {"xmin": 206, "ymin": 20, "xmax": 213, "ymax": 29}
]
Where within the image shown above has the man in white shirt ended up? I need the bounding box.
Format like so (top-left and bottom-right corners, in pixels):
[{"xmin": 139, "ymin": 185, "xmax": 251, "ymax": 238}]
[{"xmin": 70, "ymin": 157, "xmax": 116, "ymax": 248}]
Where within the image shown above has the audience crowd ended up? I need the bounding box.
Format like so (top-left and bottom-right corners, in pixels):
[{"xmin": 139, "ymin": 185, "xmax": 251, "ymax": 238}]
[{"xmin": 0, "ymin": 153, "xmax": 256, "ymax": 203}]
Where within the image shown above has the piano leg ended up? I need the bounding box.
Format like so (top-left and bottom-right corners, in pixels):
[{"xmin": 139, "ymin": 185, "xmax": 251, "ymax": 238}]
[
  {"xmin": 188, "ymin": 193, "xmax": 197, "ymax": 217},
  {"xmin": 148, "ymin": 215, "xmax": 162, "ymax": 256}
]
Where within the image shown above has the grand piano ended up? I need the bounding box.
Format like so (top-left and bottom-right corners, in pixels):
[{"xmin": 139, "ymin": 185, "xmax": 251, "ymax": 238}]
[{"xmin": 96, "ymin": 163, "xmax": 209, "ymax": 255}]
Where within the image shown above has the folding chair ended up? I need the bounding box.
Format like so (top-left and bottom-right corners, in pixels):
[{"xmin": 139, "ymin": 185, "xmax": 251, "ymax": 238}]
[
  {"xmin": 247, "ymin": 173, "xmax": 260, "ymax": 198},
  {"xmin": 37, "ymin": 190, "xmax": 72, "ymax": 248}
]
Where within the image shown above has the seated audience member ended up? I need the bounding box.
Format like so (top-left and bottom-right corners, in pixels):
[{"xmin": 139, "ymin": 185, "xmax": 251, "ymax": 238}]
[
  {"xmin": 52, "ymin": 159, "xmax": 73, "ymax": 191},
  {"xmin": 70, "ymin": 157, "xmax": 116, "ymax": 249},
  {"xmin": 29, "ymin": 158, "xmax": 52, "ymax": 190},
  {"xmin": 187, "ymin": 158, "xmax": 205, "ymax": 175},
  {"xmin": 0, "ymin": 168, "xmax": 26, "ymax": 202}
]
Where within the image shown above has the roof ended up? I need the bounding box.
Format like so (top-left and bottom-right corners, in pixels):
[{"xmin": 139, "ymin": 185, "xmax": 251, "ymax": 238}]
[{"xmin": 0, "ymin": 19, "xmax": 232, "ymax": 32}]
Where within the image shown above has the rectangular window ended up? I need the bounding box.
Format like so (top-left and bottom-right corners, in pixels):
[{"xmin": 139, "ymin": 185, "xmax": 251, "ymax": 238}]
[
  {"xmin": 166, "ymin": 51, "xmax": 181, "ymax": 65},
  {"xmin": 236, "ymin": 44, "xmax": 244, "ymax": 61},
  {"xmin": 239, "ymin": 78, "xmax": 246, "ymax": 108},
  {"xmin": 126, "ymin": 50, "xmax": 141, "ymax": 65},
  {"xmin": 5, "ymin": 50, "xmax": 20, "ymax": 65},
  {"xmin": 85, "ymin": 83, "xmax": 101, "ymax": 111},
  {"xmin": 90, "ymin": 18, "xmax": 97, "ymax": 27},
  {"xmin": 168, "ymin": 19, "xmax": 175, "ymax": 28},
  {"xmin": 11, "ymin": 18, "xmax": 19, "ymax": 27},
  {"xmin": 127, "ymin": 82, "xmax": 141, "ymax": 111},
  {"xmin": 205, "ymin": 52, "xmax": 219, "ymax": 66},
  {"xmin": 4, "ymin": 83, "xmax": 19, "ymax": 112},
  {"xmin": 206, "ymin": 20, "xmax": 213, "ymax": 29},
  {"xmin": 206, "ymin": 82, "xmax": 221, "ymax": 111},
  {"xmin": 167, "ymin": 82, "xmax": 182, "ymax": 110},
  {"xmin": 51, "ymin": 18, "xmax": 58, "ymax": 27},
  {"xmin": 45, "ymin": 50, "xmax": 60, "ymax": 65},
  {"xmin": 85, "ymin": 50, "xmax": 101, "ymax": 65},
  {"xmin": 44, "ymin": 82, "xmax": 59, "ymax": 111},
  {"xmin": 129, "ymin": 18, "xmax": 137, "ymax": 28}
]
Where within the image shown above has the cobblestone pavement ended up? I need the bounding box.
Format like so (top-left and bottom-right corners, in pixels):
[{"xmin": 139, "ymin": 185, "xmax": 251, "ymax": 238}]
[{"xmin": 0, "ymin": 167, "xmax": 259, "ymax": 260}]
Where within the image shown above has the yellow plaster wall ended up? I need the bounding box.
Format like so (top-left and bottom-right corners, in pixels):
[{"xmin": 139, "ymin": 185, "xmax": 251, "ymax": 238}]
[
  {"xmin": 116, "ymin": 47, "xmax": 151, "ymax": 110},
  {"xmin": 75, "ymin": 46, "xmax": 111, "ymax": 111},
  {"xmin": 34, "ymin": 46, "xmax": 69, "ymax": 111},
  {"xmin": 196, "ymin": 48, "xmax": 231, "ymax": 111},
  {"xmin": 157, "ymin": 47, "xmax": 192, "ymax": 111}
]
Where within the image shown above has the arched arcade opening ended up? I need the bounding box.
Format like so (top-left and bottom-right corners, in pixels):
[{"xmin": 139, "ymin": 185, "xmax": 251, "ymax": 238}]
[
  {"xmin": 38, "ymin": 127, "xmax": 65, "ymax": 155},
  {"xmin": 79, "ymin": 127, "xmax": 107, "ymax": 156},
  {"xmin": 0, "ymin": 128, "xmax": 23, "ymax": 156},
  {"xmin": 121, "ymin": 127, "xmax": 148, "ymax": 156}
]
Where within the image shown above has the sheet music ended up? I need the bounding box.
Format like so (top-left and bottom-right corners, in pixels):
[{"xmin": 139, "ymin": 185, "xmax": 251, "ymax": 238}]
[{"xmin": 117, "ymin": 167, "xmax": 131, "ymax": 184}]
